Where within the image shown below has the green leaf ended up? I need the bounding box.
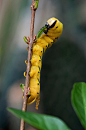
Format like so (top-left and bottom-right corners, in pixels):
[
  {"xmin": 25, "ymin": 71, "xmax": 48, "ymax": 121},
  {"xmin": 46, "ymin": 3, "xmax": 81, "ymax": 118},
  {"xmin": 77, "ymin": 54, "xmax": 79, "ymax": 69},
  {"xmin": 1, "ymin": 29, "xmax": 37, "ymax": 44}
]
[
  {"xmin": 71, "ymin": 82, "xmax": 86, "ymax": 129},
  {"xmin": 34, "ymin": 0, "xmax": 39, "ymax": 10},
  {"xmin": 23, "ymin": 36, "xmax": 28, "ymax": 43},
  {"xmin": 7, "ymin": 108, "xmax": 70, "ymax": 130},
  {"xmin": 20, "ymin": 84, "xmax": 25, "ymax": 92}
]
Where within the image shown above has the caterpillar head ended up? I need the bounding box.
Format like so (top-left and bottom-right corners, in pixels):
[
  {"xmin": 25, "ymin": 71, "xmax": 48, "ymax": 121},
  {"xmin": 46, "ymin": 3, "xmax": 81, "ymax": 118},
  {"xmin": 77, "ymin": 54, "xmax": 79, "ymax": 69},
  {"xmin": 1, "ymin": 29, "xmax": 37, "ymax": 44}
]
[{"xmin": 44, "ymin": 17, "xmax": 57, "ymax": 33}]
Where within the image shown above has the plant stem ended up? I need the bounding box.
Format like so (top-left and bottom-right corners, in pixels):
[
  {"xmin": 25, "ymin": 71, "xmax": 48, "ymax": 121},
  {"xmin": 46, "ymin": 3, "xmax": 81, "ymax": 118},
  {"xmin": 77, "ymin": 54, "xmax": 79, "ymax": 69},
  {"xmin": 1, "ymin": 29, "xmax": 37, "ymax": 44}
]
[{"xmin": 20, "ymin": 0, "xmax": 35, "ymax": 130}]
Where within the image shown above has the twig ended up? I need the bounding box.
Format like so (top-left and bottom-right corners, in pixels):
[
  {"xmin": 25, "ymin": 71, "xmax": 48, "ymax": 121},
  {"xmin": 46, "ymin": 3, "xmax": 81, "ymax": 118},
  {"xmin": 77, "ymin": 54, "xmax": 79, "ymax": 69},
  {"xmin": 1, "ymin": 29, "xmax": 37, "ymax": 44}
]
[{"xmin": 20, "ymin": 0, "xmax": 36, "ymax": 130}]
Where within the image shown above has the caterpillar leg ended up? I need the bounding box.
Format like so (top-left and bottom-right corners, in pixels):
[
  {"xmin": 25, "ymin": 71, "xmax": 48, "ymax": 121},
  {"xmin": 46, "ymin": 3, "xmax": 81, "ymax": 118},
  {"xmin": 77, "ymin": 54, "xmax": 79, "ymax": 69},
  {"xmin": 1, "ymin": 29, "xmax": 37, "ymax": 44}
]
[
  {"xmin": 29, "ymin": 66, "xmax": 40, "ymax": 79},
  {"xmin": 25, "ymin": 60, "xmax": 28, "ymax": 64},
  {"xmin": 24, "ymin": 71, "xmax": 27, "ymax": 77}
]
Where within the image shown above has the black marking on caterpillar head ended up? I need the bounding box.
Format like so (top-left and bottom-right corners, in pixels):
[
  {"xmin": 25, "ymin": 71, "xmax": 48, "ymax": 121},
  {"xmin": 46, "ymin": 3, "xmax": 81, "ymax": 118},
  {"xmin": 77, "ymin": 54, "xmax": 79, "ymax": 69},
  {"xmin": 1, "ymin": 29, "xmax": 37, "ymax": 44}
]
[
  {"xmin": 45, "ymin": 22, "xmax": 50, "ymax": 29},
  {"xmin": 44, "ymin": 22, "xmax": 50, "ymax": 34},
  {"xmin": 38, "ymin": 83, "xmax": 40, "ymax": 85},
  {"xmin": 44, "ymin": 20, "xmax": 57, "ymax": 33},
  {"xmin": 56, "ymin": 26, "xmax": 58, "ymax": 28},
  {"xmin": 38, "ymin": 71, "xmax": 40, "ymax": 73},
  {"xmin": 50, "ymin": 20, "xmax": 57, "ymax": 28},
  {"xmin": 37, "ymin": 92, "xmax": 39, "ymax": 94}
]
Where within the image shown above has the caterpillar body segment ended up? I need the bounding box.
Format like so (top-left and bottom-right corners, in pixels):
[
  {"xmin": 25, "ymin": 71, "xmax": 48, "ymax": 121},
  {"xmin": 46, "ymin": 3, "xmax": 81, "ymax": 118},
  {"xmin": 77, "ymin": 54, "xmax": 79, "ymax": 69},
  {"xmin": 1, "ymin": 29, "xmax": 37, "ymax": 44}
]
[
  {"xmin": 27, "ymin": 78, "xmax": 40, "ymax": 109},
  {"xmin": 25, "ymin": 55, "xmax": 42, "ymax": 68},
  {"xmin": 36, "ymin": 38, "xmax": 49, "ymax": 52},
  {"xmin": 46, "ymin": 32, "xmax": 62, "ymax": 38},
  {"xmin": 31, "ymin": 54, "xmax": 42, "ymax": 68},
  {"xmin": 32, "ymin": 44, "xmax": 44, "ymax": 58},
  {"xmin": 29, "ymin": 66, "xmax": 40, "ymax": 79},
  {"xmin": 40, "ymin": 34, "xmax": 54, "ymax": 48},
  {"xmin": 23, "ymin": 17, "xmax": 63, "ymax": 109},
  {"xmin": 47, "ymin": 36, "xmax": 56, "ymax": 41}
]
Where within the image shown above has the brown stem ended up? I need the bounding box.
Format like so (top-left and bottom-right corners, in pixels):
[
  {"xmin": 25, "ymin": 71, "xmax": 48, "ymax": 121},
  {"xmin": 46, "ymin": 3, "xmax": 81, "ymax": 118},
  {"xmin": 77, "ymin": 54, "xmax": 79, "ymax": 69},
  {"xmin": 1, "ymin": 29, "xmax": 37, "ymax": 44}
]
[{"xmin": 20, "ymin": 0, "xmax": 36, "ymax": 130}]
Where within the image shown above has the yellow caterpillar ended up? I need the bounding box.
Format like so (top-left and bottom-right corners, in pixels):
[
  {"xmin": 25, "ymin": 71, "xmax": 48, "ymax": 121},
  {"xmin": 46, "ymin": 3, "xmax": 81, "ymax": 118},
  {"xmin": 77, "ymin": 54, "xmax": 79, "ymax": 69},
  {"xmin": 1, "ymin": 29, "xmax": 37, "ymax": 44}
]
[{"xmin": 22, "ymin": 17, "xmax": 63, "ymax": 109}]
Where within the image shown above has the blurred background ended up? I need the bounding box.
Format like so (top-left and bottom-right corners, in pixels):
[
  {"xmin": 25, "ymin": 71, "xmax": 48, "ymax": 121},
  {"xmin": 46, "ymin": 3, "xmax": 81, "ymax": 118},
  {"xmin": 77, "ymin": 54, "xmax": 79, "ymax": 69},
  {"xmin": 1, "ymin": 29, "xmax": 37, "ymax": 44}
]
[{"xmin": 0, "ymin": 0, "xmax": 86, "ymax": 130}]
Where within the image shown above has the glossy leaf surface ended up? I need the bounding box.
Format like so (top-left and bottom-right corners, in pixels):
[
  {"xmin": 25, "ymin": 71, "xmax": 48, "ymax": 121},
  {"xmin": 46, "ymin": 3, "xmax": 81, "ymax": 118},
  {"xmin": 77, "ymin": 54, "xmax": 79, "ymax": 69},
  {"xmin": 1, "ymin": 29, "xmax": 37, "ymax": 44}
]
[
  {"xmin": 71, "ymin": 82, "xmax": 86, "ymax": 129},
  {"xmin": 7, "ymin": 108, "xmax": 70, "ymax": 130}
]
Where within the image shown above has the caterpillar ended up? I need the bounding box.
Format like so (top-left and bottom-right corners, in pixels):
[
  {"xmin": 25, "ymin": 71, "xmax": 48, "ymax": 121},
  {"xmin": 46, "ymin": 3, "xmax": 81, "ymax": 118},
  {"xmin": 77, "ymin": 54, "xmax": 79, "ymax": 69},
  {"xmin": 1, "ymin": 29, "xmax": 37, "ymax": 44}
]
[{"xmin": 21, "ymin": 17, "xmax": 63, "ymax": 109}]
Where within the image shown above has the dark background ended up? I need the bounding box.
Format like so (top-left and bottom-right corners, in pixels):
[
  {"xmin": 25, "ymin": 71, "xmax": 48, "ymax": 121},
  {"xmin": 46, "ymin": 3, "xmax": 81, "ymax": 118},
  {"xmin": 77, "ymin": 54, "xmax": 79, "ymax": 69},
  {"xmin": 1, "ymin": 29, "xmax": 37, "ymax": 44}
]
[{"xmin": 0, "ymin": 0, "xmax": 86, "ymax": 130}]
